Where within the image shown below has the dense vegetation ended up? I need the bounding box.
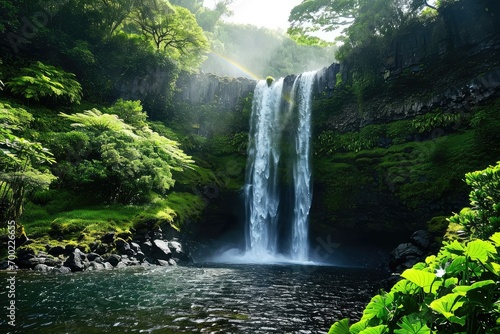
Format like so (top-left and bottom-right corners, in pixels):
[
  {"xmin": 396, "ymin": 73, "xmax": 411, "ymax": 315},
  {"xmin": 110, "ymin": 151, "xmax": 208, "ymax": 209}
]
[
  {"xmin": 0, "ymin": 0, "xmax": 244, "ymax": 250},
  {"xmin": 329, "ymin": 161, "xmax": 500, "ymax": 333}
]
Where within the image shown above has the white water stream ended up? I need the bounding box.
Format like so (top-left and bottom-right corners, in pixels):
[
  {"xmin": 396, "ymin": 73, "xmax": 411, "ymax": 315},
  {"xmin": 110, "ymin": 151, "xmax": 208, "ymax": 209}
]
[{"xmin": 244, "ymin": 71, "xmax": 317, "ymax": 261}]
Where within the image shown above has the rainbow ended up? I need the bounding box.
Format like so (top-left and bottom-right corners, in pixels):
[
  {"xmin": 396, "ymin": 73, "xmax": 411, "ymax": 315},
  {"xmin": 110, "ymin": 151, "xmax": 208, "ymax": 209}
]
[{"xmin": 209, "ymin": 52, "xmax": 262, "ymax": 80}]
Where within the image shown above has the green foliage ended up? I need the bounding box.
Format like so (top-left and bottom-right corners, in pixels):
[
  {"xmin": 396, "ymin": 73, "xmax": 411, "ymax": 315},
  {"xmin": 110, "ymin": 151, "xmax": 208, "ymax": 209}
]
[
  {"xmin": 449, "ymin": 162, "xmax": 500, "ymax": 239},
  {"xmin": 6, "ymin": 62, "xmax": 82, "ymax": 105},
  {"xmin": 329, "ymin": 161, "xmax": 500, "ymax": 333},
  {"xmin": 130, "ymin": 2, "xmax": 209, "ymax": 71},
  {"xmin": 411, "ymin": 110, "xmax": 465, "ymax": 134},
  {"xmin": 56, "ymin": 105, "xmax": 193, "ymax": 203},
  {"xmin": 0, "ymin": 102, "xmax": 56, "ymax": 223},
  {"xmin": 104, "ymin": 99, "xmax": 148, "ymax": 128}
]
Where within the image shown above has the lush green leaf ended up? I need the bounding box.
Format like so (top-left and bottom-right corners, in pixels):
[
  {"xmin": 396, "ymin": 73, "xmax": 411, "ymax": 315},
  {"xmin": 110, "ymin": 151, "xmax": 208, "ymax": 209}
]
[{"xmin": 328, "ymin": 318, "xmax": 350, "ymax": 334}]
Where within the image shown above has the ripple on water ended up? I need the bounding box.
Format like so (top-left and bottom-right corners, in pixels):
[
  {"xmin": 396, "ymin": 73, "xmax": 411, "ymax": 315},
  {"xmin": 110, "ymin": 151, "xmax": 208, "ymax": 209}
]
[{"xmin": 1, "ymin": 264, "xmax": 386, "ymax": 333}]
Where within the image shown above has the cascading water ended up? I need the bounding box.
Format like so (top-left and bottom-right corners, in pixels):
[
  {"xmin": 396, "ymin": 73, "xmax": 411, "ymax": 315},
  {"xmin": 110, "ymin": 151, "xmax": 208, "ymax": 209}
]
[
  {"xmin": 244, "ymin": 71, "xmax": 316, "ymax": 262},
  {"xmin": 245, "ymin": 78, "xmax": 284, "ymax": 257},
  {"xmin": 290, "ymin": 71, "xmax": 316, "ymax": 261}
]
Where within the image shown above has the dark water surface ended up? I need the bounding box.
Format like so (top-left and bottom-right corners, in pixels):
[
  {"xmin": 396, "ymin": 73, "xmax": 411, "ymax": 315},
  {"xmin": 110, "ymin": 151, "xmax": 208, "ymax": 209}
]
[{"xmin": 1, "ymin": 263, "xmax": 385, "ymax": 333}]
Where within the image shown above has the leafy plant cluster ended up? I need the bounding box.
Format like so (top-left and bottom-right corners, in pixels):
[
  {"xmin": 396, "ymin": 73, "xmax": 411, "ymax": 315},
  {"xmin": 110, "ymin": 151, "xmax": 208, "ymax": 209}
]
[
  {"xmin": 315, "ymin": 109, "xmax": 468, "ymax": 156},
  {"xmin": 0, "ymin": 102, "xmax": 56, "ymax": 222},
  {"xmin": 6, "ymin": 61, "xmax": 82, "ymax": 105},
  {"xmin": 329, "ymin": 161, "xmax": 500, "ymax": 334}
]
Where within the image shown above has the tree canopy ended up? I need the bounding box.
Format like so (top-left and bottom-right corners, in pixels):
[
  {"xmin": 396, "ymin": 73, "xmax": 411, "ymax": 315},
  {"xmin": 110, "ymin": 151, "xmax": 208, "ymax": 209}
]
[{"xmin": 288, "ymin": 0, "xmax": 439, "ymax": 46}]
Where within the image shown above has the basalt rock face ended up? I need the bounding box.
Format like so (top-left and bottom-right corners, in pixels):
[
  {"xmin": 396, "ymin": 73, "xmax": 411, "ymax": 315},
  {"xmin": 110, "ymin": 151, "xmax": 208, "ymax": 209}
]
[
  {"xmin": 318, "ymin": 0, "xmax": 500, "ymax": 133},
  {"xmin": 175, "ymin": 73, "xmax": 257, "ymax": 111}
]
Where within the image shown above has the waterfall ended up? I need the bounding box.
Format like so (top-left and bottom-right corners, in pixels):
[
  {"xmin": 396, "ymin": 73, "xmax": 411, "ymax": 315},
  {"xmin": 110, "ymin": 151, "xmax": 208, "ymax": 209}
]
[
  {"xmin": 290, "ymin": 71, "xmax": 316, "ymax": 261},
  {"xmin": 244, "ymin": 71, "xmax": 316, "ymax": 261},
  {"xmin": 245, "ymin": 79, "xmax": 284, "ymax": 256}
]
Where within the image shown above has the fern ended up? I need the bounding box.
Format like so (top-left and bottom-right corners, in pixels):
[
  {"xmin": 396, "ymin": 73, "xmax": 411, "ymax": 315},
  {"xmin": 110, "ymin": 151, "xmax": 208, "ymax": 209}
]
[{"xmin": 6, "ymin": 61, "xmax": 82, "ymax": 105}]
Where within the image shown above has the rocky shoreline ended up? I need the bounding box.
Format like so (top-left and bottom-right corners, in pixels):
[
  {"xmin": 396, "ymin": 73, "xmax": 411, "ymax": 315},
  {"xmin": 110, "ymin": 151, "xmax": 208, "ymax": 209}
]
[{"xmin": 0, "ymin": 227, "xmax": 192, "ymax": 273}]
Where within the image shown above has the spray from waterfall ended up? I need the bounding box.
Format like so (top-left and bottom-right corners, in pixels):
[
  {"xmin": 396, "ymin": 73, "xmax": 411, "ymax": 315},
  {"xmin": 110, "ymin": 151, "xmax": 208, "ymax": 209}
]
[{"xmin": 244, "ymin": 71, "xmax": 317, "ymax": 262}]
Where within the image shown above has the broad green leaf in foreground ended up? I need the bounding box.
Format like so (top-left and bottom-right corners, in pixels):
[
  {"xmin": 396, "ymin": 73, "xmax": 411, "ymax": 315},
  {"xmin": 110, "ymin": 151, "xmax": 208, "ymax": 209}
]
[
  {"xmin": 361, "ymin": 293, "xmax": 394, "ymax": 321},
  {"xmin": 429, "ymin": 293, "xmax": 466, "ymax": 325},
  {"xmin": 401, "ymin": 269, "xmax": 441, "ymax": 293},
  {"xmin": 394, "ymin": 315, "xmax": 431, "ymax": 334},
  {"xmin": 328, "ymin": 318, "xmax": 350, "ymax": 334},
  {"xmin": 466, "ymin": 239, "xmax": 497, "ymax": 262}
]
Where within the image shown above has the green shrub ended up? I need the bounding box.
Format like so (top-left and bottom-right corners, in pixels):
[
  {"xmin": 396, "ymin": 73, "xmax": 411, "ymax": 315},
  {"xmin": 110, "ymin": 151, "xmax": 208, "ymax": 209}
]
[{"xmin": 6, "ymin": 61, "xmax": 82, "ymax": 105}]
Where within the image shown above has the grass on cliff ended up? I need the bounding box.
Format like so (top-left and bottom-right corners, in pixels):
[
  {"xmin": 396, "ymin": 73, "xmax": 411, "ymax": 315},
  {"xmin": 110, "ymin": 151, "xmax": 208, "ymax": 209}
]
[{"xmin": 20, "ymin": 192, "xmax": 205, "ymax": 247}]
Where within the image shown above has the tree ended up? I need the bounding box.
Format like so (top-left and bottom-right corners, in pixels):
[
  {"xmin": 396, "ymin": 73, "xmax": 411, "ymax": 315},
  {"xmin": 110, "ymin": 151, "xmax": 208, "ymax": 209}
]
[
  {"xmin": 169, "ymin": 0, "xmax": 233, "ymax": 32},
  {"xmin": 131, "ymin": 0, "xmax": 209, "ymax": 70},
  {"xmin": 0, "ymin": 103, "xmax": 56, "ymax": 223},
  {"xmin": 288, "ymin": 0, "xmax": 438, "ymax": 45},
  {"xmin": 83, "ymin": 0, "xmax": 137, "ymax": 37},
  {"xmin": 58, "ymin": 103, "xmax": 194, "ymax": 203}
]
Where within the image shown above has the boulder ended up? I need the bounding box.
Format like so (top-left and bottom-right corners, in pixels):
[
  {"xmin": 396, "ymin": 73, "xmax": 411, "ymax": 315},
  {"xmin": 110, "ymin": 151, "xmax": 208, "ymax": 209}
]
[
  {"xmin": 33, "ymin": 264, "xmax": 53, "ymax": 272},
  {"xmin": 136, "ymin": 251, "xmax": 145, "ymax": 261},
  {"xmin": 95, "ymin": 243, "xmax": 112, "ymax": 255},
  {"xmin": 55, "ymin": 266, "xmax": 72, "ymax": 274},
  {"xmin": 102, "ymin": 232, "xmax": 115, "ymax": 244},
  {"xmin": 130, "ymin": 242, "xmax": 141, "ymax": 253},
  {"xmin": 103, "ymin": 262, "xmax": 114, "ymax": 270},
  {"xmin": 389, "ymin": 243, "xmax": 423, "ymax": 271},
  {"xmin": 168, "ymin": 240, "xmax": 192, "ymax": 263},
  {"xmin": 152, "ymin": 240, "xmax": 172, "ymax": 261},
  {"xmin": 115, "ymin": 238, "xmax": 127, "ymax": 249},
  {"xmin": 47, "ymin": 246, "xmax": 65, "ymax": 257},
  {"xmin": 88, "ymin": 262, "xmax": 105, "ymax": 271},
  {"xmin": 105, "ymin": 254, "xmax": 121, "ymax": 267},
  {"xmin": 16, "ymin": 247, "xmax": 35, "ymax": 268},
  {"xmin": 411, "ymin": 230, "xmax": 433, "ymax": 250},
  {"xmin": 64, "ymin": 249, "xmax": 86, "ymax": 272},
  {"xmin": 141, "ymin": 241, "xmax": 153, "ymax": 255},
  {"xmin": 157, "ymin": 259, "xmax": 170, "ymax": 266},
  {"xmin": 115, "ymin": 261, "xmax": 127, "ymax": 269},
  {"xmin": 87, "ymin": 253, "xmax": 103, "ymax": 262}
]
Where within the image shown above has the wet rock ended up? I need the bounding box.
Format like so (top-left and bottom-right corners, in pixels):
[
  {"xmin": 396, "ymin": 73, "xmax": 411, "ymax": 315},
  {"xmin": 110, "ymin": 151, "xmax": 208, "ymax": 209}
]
[
  {"xmin": 88, "ymin": 262, "xmax": 105, "ymax": 271},
  {"xmin": 168, "ymin": 240, "xmax": 191, "ymax": 263},
  {"xmin": 0, "ymin": 261, "xmax": 11, "ymax": 270},
  {"xmin": 102, "ymin": 232, "xmax": 115, "ymax": 244},
  {"xmin": 55, "ymin": 266, "xmax": 72, "ymax": 274},
  {"xmin": 42, "ymin": 256, "xmax": 62, "ymax": 267},
  {"xmin": 64, "ymin": 249, "xmax": 86, "ymax": 272},
  {"xmin": 168, "ymin": 258, "xmax": 177, "ymax": 266},
  {"xmin": 33, "ymin": 264, "xmax": 52, "ymax": 272},
  {"xmin": 130, "ymin": 242, "xmax": 141, "ymax": 253},
  {"xmin": 95, "ymin": 243, "xmax": 112, "ymax": 255},
  {"xmin": 28, "ymin": 257, "xmax": 46, "ymax": 267},
  {"xmin": 136, "ymin": 251, "xmax": 145, "ymax": 261},
  {"xmin": 115, "ymin": 261, "xmax": 127, "ymax": 269},
  {"xmin": 125, "ymin": 248, "xmax": 136, "ymax": 257},
  {"xmin": 65, "ymin": 244, "xmax": 77, "ymax": 254},
  {"xmin": 47, "ymin": 246, "xmax": 65, "ymax": 257},
  {"xmin": 103, "ymin": 262, "xmax": 114, "ymax": 270},
  {"xmin": 389, "ymin": 243, "xmax": 423, "ymax": 271},
  {"xmin": 141, "ymin": 241, "xmax": 153, "ymax": 255},
  {"xmin": 115, "ymin": 238, "xmax": 127, "ymax": 249},
  {"xmin": 411, "ymin": 230, "xmax": 433, "ymax": 250},
  {"xmin": 87, "ymin": 253, "xmax": 103, "ymax": 262},
  {"xmin": 105, "ymin": 254, "xmax": 121, "ymax": 267},
  {"xmin": 157, "ymin": 259, "xmax": 171, "ymax": 266},
  {"xmin": 16, "ymin": 247, "xmax": 35, "ymax": 268},
  {"xmin": 152, "ymin": 240, "xmax": 172, "ymax": 261}
]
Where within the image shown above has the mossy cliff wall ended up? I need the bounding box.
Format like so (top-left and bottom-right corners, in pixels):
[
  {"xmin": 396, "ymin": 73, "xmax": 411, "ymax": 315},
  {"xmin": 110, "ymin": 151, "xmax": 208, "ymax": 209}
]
[{"xmin": 174, "ymin": 0, "xmax": 500, "ymax": 263}]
